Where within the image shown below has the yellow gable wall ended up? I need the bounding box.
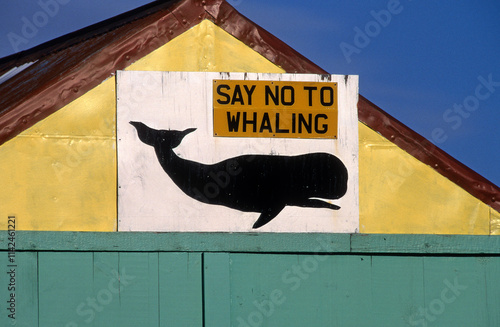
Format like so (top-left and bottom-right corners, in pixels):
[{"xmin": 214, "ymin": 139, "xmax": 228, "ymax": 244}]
[
  {"xmin": 0, "ymin": 20, "xmax": 496, "ymax": 234},
  {"xmin": 358, "ymin": 122, "xmax": 491, "ymax": 234},
  {"xmin": 0, "ymin": 78, "xmax": 117, "ymax": 231}
]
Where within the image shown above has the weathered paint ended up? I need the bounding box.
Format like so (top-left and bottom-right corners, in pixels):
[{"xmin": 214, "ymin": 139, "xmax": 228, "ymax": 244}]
[
  {"xmin": 358, "ymin": 122, "xmax": 491, "ymax": 235},
  {"xmin": 126, "ymin": 20, "xmax": 286, "ymax": 73},
  {"xmin": 0, "ymin": 78, "xmax": 116, "ymax": 231}
]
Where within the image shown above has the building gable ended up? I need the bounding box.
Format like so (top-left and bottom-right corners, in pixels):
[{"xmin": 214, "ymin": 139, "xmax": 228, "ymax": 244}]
[{"xmin": 0, "ymin": 0, "xmax": 498, "ymax": 234}]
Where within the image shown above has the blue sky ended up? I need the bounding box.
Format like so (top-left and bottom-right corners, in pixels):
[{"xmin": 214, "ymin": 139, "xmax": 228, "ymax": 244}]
[{"xmin": 1, "ymin": 0, "xmax": 499, "ymax": 186}]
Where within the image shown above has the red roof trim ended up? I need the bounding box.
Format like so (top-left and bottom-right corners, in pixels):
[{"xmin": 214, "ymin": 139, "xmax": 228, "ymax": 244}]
[
  {"xmin": 0, "ymin": 0, "xmax": 207, "ymax": 146},
  {"xmin": 210, "ymin": 1, "xmax": 327, "ymax": 74}
]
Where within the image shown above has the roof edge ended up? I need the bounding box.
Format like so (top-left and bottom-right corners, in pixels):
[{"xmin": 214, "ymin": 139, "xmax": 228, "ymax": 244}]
[
  {"xmin": 0, "ymin": 0, "xmax": 215, "ymax": 146},
  {"xmin": 208, "ymin": 1, "xmax": 328, "ymax": 74},
  {"xmin": 0, "ymin": 0, "xmax": 182, "ymax": 73},
  {"xmin": 358, "ymin": 95, "xmax": 500, "ymax": 212}
]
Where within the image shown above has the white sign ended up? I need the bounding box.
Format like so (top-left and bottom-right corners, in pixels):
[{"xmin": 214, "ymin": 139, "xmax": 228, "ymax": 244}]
[{"xmin": 117, "ymin": 71, "xmax": 359, "ymax": 233}]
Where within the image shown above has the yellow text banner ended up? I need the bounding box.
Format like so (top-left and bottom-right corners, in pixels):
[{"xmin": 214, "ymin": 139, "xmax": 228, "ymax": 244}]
[{"xmin": 213, "ymin": 80, "xmax": 338, "ymax": 138}]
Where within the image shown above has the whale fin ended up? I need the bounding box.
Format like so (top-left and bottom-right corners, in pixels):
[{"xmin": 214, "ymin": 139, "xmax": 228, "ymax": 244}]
[
  {"xmin": 252, "ymin": 204, "xmax": 286, "ymax": 229},
  {"xmin": 293, "ymin": 198, "xmax": 341, "ymax": 210}
]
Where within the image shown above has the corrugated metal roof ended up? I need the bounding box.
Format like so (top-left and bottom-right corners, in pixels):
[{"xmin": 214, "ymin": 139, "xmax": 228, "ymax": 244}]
[{"xmin": 0, "ymin": 0, "xmax": 498, "ymax": 211}]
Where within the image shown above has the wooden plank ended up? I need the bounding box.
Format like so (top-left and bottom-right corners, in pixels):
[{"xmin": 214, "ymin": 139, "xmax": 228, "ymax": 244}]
[
  {"xmin": 228, "ymin": 253, "xmax": 294, "ymax": 326},
  {"xmin": 223, "ymin": 254, "xmax": 428, "ymax": 326},
  {"xmin": 1, "ymin": 250, "xmax": 498, "ymax": 326},
  {"xmin": 421, "ymin": 257, "xmax": 488, "ymax": 326},
  {"xmin": 91, "ymin": 252, "xmax": 123, "ymax": 326},
  {"xmin": 350, "ymin": 233, "xmax": 500, "ymax": 254},
  {"xmin": 225, "ymin": 253, "xmax": 375, "ymax": 326},
  {"xmin": 485, "ymin": 257, "xmax": 500, "ymax": 325},
  {"xmin": 4, "ymin": 231, "xmax": 500, "ymax": 254},
  {"xmin": 204, "ymin": 253, "xmax": 231, "ymax": 327},
  {"xmin": 223, "ymin": 254, "xmax": 500, "ymax": 326},
  {"xmin": 14, "ymin": 252, "xmax": 39, "ymax": 327},
  {"xmin": 38, "ymin": 252, "xmax": 94, "ymax": 326},
  {"xmin": 370, "ymin": 256, "xmax": 425, "ymax": 326},
  {"xmin": 159, "ymin": 252, "xmax": 203, "ymax": 326},
  {"xmin": 327, "ymin": 255, "xmax": 373, "ymax": 325},
  {"xmin": 0, "ymin": 231, "xmax": 352, "ymax": 253},
  {"xmin": 146, "ymin": 253, "xmax": 160, "ymax": 326},
  {"xmin": 0, "ymin": 252, "xmax": 38, "ymax": 327},
  {"xmin": 37, "ymin": 252, "xmax": 161, "ymax": 326},
  {"xmin": 112, "ymin": 252, "xmax": 159, "ymax": 326}
]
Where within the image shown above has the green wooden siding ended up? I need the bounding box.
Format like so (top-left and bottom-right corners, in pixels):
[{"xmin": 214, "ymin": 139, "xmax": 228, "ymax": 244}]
[
  {"xmin": 216, "ymin": 254, "xmax": 499, "ymax": 326},
  {"xmin": 0, "ymin": 232, "xmax": 499, "ymax": 326},
  {"xmin": 1, "ymin": 252, "xmax": 38, "ymax": 327},
  {"xmin": 159, "ymin": 252, "xmax": 203, "ymax": 326}
]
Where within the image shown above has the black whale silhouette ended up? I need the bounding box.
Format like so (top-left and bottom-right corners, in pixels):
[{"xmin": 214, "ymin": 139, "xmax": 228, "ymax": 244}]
[{"xmin": 130, "ymin": 121, "xmax": 348, "ymax": 228}]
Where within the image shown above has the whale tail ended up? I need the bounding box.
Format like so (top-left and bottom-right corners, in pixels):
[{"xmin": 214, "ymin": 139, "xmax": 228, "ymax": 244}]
[
  {"xmin": 130, "ymin": 121, "xmax": 157, "ymax": 146},
  {"xmin": 130, "ymin": 121, "xmax": 196, "ymax": 149},
  {"xmin": 170, "ymin": 128, "xmax": 197, "ymax": 148}
]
